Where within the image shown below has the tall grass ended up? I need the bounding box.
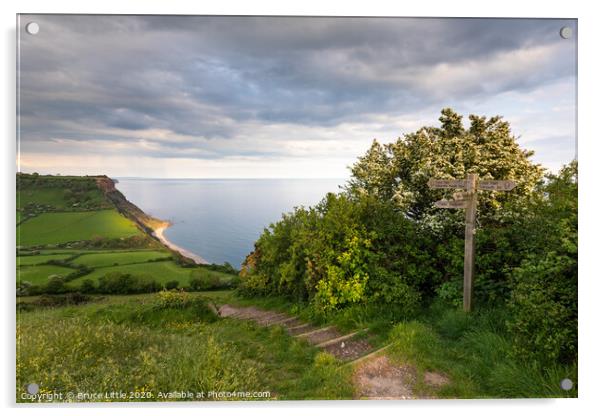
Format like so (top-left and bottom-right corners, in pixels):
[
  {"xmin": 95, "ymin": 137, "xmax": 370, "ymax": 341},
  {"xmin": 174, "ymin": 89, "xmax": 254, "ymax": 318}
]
[
  {"xmin": 16, "ymin": 292, "xmax": 353, "ymax": 402},
  {"xmin": 386, "ymin": 302, "xmax": 577, "ymax": 398}
]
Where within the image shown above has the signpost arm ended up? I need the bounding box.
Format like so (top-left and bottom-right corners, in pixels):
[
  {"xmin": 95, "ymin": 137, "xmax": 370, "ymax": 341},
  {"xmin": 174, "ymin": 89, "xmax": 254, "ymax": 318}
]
[{"xmin": 463, "ymin": 174, "xmax": 477, "ymax": 312}]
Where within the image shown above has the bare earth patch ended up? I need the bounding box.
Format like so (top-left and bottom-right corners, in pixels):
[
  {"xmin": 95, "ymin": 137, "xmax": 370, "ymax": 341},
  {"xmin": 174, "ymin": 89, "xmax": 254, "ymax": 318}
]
[
  {"xmin": 424, "ymin": 371, "xmax": 449, "ymax": 388},
  {"xmin": 323, "ymin": 338, "xmax": 373, "ymax": 361},
  {"xmin": 353, "ymin": 355, "xmax": 417, "ymax": 400}
]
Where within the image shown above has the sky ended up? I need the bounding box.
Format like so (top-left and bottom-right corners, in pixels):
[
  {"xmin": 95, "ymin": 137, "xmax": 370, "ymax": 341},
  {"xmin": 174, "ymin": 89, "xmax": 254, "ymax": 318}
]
[{"xmin": 17, "ymin": 15, "xmax": 577, "ymax": 178}]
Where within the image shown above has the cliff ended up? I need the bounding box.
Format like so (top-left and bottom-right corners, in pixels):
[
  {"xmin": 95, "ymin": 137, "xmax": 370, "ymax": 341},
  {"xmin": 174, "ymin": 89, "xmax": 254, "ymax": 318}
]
[{"xmin": 95, "ymin": 176, "xmax": 169, "ymax": 234}]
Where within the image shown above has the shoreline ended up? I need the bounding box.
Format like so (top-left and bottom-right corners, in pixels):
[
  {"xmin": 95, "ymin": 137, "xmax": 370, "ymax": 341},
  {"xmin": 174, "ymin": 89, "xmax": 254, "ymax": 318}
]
[
  {"xmin": 153, "ymin": 224, "xmax": 209, "ymax": 265},
  {"xmin": 100, "ymin": 176, "xmax": 210, "ymax": 266}
]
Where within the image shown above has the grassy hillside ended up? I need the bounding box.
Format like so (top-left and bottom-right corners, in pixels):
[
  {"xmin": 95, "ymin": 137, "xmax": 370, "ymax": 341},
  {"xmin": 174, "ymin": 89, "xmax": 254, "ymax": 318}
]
[
  {"xmin": 16, "ymin": 292, "xmax": 352, "ymax": 402},
  {"xmin": 17, "ymin": 210, "xmax": 142, "ymax": 246}
]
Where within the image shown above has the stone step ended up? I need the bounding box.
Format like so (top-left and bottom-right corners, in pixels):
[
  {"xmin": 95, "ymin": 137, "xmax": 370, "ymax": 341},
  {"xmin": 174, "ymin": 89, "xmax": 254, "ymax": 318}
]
[
  {"xmin": 256, "ymin": 312, "xmax": 289, "ymax": 325},
  {"xmin": 294, "ymin": 325, "xmax": 335, "ymax": 338},
  {"xmin": 322, "ymin": 337, "xmax": 374, "ymax": 361},
  {"xmin": 271, "ymin": 316, "xmax": 298, "ymax": 325},
  {"xmin": 343, "ymin": 343, "xmax": 393, "ymax": 365},
  {"xmin": 287, "ymin": 323, "xmax": 315, "ymax": 336},
  {"xmin": 316, "ymin": 329, "xmax": 367, "ymax": 348}
]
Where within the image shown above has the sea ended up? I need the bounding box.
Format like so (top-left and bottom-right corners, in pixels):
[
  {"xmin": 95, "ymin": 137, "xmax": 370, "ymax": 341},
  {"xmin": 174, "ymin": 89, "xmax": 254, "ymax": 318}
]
[{"xmin": 115, "ymin": 178, "xmax": 345, "ymax": 268}]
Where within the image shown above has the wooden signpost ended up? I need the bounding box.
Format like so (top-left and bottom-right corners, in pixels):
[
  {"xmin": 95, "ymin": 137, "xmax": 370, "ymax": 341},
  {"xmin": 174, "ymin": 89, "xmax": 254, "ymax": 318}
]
[{"xmin": 428, "ymin": 174, "xmax": 516, "ymax": 312}]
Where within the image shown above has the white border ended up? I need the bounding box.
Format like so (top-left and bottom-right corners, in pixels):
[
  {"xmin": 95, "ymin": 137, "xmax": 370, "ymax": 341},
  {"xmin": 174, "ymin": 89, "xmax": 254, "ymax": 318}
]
[{"xmin": 2, "ymin": 1, "xmax": 600, "ymax": 415}]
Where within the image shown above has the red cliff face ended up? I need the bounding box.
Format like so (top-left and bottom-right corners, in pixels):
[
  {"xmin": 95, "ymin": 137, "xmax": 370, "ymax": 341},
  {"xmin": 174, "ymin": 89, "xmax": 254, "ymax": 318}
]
[{"xmin": 95, "ymin": 177, "xmax": 116, "ymax": 193}]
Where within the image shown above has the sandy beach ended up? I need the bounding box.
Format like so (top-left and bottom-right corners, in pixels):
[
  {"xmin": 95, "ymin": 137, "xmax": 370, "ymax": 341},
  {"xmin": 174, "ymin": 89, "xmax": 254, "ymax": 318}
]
[{"xmin": 153, "ymin": 225, "xmax": 209, "ymax": 265}]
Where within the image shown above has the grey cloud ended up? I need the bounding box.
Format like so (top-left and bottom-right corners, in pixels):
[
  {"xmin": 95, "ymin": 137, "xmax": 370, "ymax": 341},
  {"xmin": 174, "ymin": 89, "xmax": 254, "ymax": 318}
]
[{"xmin": 18, "ymin": 15, "xmax": 577, "ymax": 162}]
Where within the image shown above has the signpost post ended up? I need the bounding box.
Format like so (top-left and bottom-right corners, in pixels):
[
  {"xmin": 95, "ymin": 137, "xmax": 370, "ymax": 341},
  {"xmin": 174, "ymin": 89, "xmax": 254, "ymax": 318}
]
[{"xmin": 427, "ymin": 174, "xmax": 516, "ymax": 312}]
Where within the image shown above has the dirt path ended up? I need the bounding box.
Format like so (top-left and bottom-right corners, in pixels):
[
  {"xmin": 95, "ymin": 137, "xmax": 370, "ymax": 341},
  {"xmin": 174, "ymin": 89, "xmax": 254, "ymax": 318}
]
[
  {"xmin": 218, "ymin": 304, "xmax": 372, "ymax": 360},
  {"xmin": 217, "ymin": 304, "xmax": 449, "ymax": 399}
]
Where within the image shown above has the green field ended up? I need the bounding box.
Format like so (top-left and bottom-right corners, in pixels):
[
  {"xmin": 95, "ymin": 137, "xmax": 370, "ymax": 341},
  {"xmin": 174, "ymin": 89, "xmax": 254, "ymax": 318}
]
[
  {"xmin": 17, "ymin": 210, "xmax": 142, "ymax": 246},
  {"xmin": 68, "ymin": 260, "xmax": 232, "ymax": 287},
  {"xmin": 17, "ymin": 185, "xmax": 106, "ymax": 211},
  {"xmin": 16, "ymin": 292, "xmax": 352, "ymax": 402},
  {"xmin": 17, "ymin": 264, "xmax": 76, "ymax": 285},
  {"xmin": 18, "ymin": 189, "xmax": 71, "ymax": 210},
  {"xmin": 72, "ymin": 250, "xmax": 171, "ymax": 268},
  {"xmin": 17, "ymin": 254, "xmax": 74, "ymax": 266}
]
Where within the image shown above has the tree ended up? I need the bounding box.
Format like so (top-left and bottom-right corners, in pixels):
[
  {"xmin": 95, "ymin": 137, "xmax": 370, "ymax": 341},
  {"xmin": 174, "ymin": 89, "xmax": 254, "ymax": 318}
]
[{"xmin": 347, "ymin": 108, "xmax": 545, "ymax": 224}]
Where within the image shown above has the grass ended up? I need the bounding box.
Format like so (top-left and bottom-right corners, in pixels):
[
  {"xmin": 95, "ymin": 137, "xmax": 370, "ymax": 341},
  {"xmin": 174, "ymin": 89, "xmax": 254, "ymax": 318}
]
[
  {"xmin": 385, "ymin": 302, "xmax": 578, "ymax": 398},
  {"xmin": 72, "ymin": 250, "xmax": 171, "ymax": 268},
  {"xmin": 17, "ymin": 254, "xmax": 74, "ymax": 266},
  {"xmin": 17, "ymin": 188, "xmax": 106, "ymax": 211},
  {"xmin": 206, "ymin": 292, "xmax": 578, "ymax": 399},
  {"xmin": 17, "ymin": 265, "xmax": 76, "ymax": 285},
  {"xmin": 68, "ymin": 260, "xmax": 234, "ymax": 288},
  {"xmin": 16, "ymin": 292, "xmax": 353, "ymax": 402},
  {"xmin": 17, "ymin": 210, "xmax": 142, "ymax": 246}
]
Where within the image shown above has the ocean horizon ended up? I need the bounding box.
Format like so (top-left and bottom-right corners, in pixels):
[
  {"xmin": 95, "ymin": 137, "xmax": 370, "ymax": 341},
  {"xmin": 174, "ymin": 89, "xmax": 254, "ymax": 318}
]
[{"xmin": 115, "ymin": 178, "xmax": 346, "ymax": 268}]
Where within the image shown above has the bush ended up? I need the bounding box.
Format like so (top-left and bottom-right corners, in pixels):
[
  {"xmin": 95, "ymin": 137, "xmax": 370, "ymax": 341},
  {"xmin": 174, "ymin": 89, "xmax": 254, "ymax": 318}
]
[
  {"xmin": 35, "ymin": 292, "xmax": 93, "ymax": 307},
  {"xmin": 506, "ymin": 162, "xmax": 577, "ymax": 365},
  {"xmin": 96, "ymin": 272, "xmax": 162, "ymax": 295},
  {"xmin": 153, "ymin": 290, "xmax": 218, "ymax": 322},
  {"xmin": 189, "ymin": 271, "xmax": 222, "ymax": 291},
  {"xmin": 165, "ymin": 280, "xmax": 179, "ymax": 290},
  {"xmin": 80, "ymin": 279, "xmax": 96, "ymax": 294},
  {"xmin": 45, "ymin": 275, "xmax": 67, "ymax": 294},
  {"xmin": 507, "ymin": 253, "xmax": 577, "ymax": 365},
  {"xmin": 155, "ymin": 289, "xmax": 193, "ymax": 309}
]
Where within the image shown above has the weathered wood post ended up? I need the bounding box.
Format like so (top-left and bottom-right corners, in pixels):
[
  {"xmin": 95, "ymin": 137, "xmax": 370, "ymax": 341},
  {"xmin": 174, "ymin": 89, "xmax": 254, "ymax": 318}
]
[
  {"xmin": 463, "ymin": 174, "xmax": 477, "ymax": 312},
  {"xmin": 427, "ymin": 175, "xmax": 515, "ymax": 312}
]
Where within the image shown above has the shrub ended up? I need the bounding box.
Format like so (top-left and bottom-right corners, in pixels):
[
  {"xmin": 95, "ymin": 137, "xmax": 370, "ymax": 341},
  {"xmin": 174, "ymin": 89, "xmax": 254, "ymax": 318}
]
[
  {"xmin": 45, "ymin": 275, "xmax": 67, "ymax": 294},
  {"xmin": 35, "ymin": 292, "xmax": 93, "ymax": 307},
  {"xmin": 96, "ymin": 272, "xmax": 162, "ymax": 295},
  {"xmin": 80, "ymin": 279, "xmax": 96, "ymax": 294},
  {"xmin": 155, "ymin": 289, "xmax": 193, "ymax": 309},
  {"xmin": 16, "ymin": 281, "xmax": 32, "ymax": 297},
  {"xmin": 507, "ymin": 252, "xmax": 577, "ymax": 365},
  {"xmin": 506, "ymin": 162, "xmax": 577, "ymax": 365},
  {"xmin": 189, "ymin": 271, "xmax": 222, "ymax": 291},
  {"xmin": 165, "ymin": 280, "xmax": 180, "ymax": 290},
  {"xmin": 153, "ymin": 290, "xmax": 218, "ymax": 322}
]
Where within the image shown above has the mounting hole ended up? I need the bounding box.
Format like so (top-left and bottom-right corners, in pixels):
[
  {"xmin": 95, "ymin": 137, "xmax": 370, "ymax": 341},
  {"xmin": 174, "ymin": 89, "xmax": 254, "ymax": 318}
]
[
  {"xmin": 26, "ymin": 383, "xmax": 39, "ymax": 394},
  {"xmin": 25, "ymin": 22, "xmax": 40, "ymax": 35},
  {"xmin": 560, "ymin": 378, "xmax": 573, "ymax": 391},
  {"xmin": 559, "ymin": 26, "xmax": 572, "ymax": 39}
]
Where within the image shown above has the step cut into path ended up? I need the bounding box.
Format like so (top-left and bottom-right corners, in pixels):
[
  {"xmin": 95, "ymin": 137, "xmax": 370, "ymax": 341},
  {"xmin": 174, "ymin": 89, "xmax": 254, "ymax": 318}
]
[{"xmin": 217, "ymin": 304, "xmax": 373, "ymax": 361}]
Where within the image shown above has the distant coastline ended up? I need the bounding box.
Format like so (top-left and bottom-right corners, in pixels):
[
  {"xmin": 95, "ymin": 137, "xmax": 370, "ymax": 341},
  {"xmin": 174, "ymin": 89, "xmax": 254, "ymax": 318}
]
[
  {"xmin": 153, "ymin": 225, "xmax": 208, "ymax": 265},
  {"xmin": 100, "ymin": 176, "xmax": 209, "ymax": 265}
]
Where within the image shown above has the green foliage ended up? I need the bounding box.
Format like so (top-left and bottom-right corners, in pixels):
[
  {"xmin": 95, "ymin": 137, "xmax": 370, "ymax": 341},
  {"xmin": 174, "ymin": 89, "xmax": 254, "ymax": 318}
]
[
  {"xmin": 387, "ymin": 305, "xmax": 576, "ymax": 398},
  {"xmin": 188, "ymin": 267, "xmax": 236, "ymax": 291},
  {"xmin": 80, "ymin": 279, "xmax": 96, "ymax": 294},
  {"xmin": 241, "ymin": 109, "xmax": 577, "ymax": 373},
  {"xmin": 506, "ymin": 162, "xmax": 577, "ymax": 366},
  {"xmin": 44, "ymin": 275, "xmax": 67, "ymax": 294},
  {"xmin": 241, "ymin": 193, "xmax": 429, "ymax": 318},
  {"xmin": 164, "ymin": 280, "xmax": 179, "ymax": 290},
  {"xmin": 314, "ymin": 235, "xmax": 371, "ymax": 311},
  {"xmin": 96, "ymin": 272, "xmax": 161, "ymax": 295},
  {"xmin": 347, "ymin": 108, "xmax": 544, "ymax": 221}
]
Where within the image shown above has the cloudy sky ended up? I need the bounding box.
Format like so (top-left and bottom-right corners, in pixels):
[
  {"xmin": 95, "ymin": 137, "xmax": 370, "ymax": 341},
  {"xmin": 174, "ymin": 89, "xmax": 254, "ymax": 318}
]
[{"xmin": 17, "ymin": 15, "xmax": 577, "ymax": 178}]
